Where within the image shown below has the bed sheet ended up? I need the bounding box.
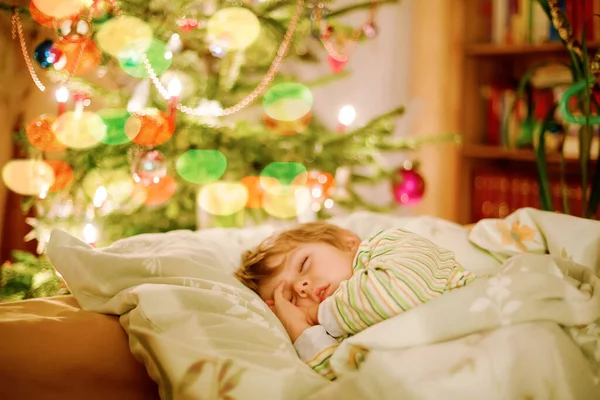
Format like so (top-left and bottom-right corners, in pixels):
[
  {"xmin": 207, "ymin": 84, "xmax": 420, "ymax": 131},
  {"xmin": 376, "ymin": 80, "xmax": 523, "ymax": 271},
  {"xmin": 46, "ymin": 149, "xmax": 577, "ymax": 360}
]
[{"xmin": 45, "ymin": 208, "xmax": 600, "ymax": 399}]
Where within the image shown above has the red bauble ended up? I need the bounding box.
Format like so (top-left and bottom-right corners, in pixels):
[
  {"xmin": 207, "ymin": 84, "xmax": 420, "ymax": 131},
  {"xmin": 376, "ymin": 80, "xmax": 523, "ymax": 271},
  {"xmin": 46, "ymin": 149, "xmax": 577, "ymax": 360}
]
[
  {"xmin": 392, "ymin": 168, "xmax": 425, "ymax": 206},
  {"xmin": 327, "ymin": 55, "xmax": 347, "ymax": 74}
]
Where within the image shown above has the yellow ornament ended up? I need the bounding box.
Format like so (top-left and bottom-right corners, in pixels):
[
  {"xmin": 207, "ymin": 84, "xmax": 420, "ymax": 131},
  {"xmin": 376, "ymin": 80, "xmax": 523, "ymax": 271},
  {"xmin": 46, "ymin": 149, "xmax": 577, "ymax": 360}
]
[
  {"xmin": 95, "ymin": 16, "xmax": 153, "ymax": 58},
  {"xmin": 206, "ymin": 8, "xmax": 260, "ymax": 50}
]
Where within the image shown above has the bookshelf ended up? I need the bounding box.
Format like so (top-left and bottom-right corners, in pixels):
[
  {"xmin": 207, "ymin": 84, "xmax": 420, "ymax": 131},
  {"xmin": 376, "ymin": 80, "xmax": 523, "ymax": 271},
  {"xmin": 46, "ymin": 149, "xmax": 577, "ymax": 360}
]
[{"xmin": 457, "ymin": 1, "xmax": 598, "ymax": 224}]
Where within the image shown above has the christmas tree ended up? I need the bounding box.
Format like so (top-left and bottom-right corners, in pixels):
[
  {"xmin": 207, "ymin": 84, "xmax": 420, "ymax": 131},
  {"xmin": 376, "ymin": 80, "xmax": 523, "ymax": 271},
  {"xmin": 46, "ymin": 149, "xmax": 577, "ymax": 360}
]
[{"xmin": 0, "ymin": 0, "xmax": 455, "ymax": 300}]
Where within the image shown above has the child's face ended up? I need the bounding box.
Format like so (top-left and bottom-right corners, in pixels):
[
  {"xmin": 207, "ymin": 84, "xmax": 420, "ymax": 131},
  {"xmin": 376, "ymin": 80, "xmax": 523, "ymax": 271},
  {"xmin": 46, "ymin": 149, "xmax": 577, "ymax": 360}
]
[{"xmin": 258, "ymin": 240, "xmax": 358, "ymax": 311}]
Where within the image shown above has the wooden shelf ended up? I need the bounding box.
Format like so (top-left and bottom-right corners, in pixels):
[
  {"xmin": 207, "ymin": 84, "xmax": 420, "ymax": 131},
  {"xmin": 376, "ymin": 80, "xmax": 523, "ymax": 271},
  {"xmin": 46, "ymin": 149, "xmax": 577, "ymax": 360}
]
[
  {"xmin": 461, "ymin": 144, "xmax": 584, "ymax": 164},
  {"xmin": 465, "ymin": 41, "xmax": 600, "ymax": 56}
]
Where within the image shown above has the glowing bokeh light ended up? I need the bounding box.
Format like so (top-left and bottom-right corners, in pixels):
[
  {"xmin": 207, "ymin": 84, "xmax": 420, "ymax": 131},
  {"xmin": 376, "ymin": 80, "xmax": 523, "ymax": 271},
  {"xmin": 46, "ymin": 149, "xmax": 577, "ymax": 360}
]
[
  {"xmin": 142, "ymin": 174, "xmax": 177, "ymax": 206},
  {"xmin": 82, "ymin": 169, "xmax": 134, "ymax": 205},
  {"xmin": 198, "ymin": 181, "xmax": 248, "ymax": 216},
  {"xmin": 98, "ymin": 109, "xmax": 136, "ymax": 145},
  {"xmin": 206, "ymin": 8, "xmax": 261, "ymax": 50},
  {"xmin": 2, "ymin": 159, "xmax": 55, "ymax": 196},
  {"xmin": 54, "ymin": 111, "xmax": 106, "ymax": 148},
  {"xmin": 119, "ymin": 39, "xmax": 172, "ymax": 78},
  {"xmin": 260, "ymin": 162, "xmax": 307, "ymax": 194},
  {"xmin": 262, "ymin": 186, "xmax": 311, "ymax": 219},
  {"xmin": 31, "ymin": 0, "xmax": 83, "ymax": 19},
  {"xmin": 53, "ymin": 38, "xmax": 102, "ymax": 76},
  {"xmin": 264, "ymin": 112, "xmax": 312, "ymax": 135},
  {"xmin": 263, "ymin": 82, "xmax": 313, "ymax": 122},
  {"xmin": 96, "ymin": 16, "xmax": 152, "ymax": 58},
  {"xmin": 30, "ymin": 1, "xmax": 55, "ymax": 28},
  {"xmin": 240, "ymin": 176, "xmax": 263, "ymax": 208},
  {"xmin": 176, "ymin": 149, "xmax": 227, "ymax": 184},
  {"xmin": 26, "ymin": 114, "xmax": 67, "ymax": 152},
  {"xmin": 124, "ymin": 110, "xmax": 173, "ymax": 146},
  {"xmin": 46, "ymin": 160, "xmax": 74, "ymax": 192}
]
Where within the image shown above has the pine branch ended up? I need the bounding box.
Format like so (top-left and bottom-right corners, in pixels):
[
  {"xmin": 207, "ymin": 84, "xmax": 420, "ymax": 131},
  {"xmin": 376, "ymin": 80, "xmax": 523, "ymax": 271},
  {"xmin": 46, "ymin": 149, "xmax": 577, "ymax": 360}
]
[{"xmin": 327, "ymin": 0, "xmax": 401, "ymax": 18}]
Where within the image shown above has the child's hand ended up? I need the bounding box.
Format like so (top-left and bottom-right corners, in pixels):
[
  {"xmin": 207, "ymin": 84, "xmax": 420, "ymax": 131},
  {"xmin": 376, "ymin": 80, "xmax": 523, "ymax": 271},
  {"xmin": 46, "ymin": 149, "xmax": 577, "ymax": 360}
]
[{"xmin": 268, "ymin": 280, "xmax": 313, "ymax": 342}]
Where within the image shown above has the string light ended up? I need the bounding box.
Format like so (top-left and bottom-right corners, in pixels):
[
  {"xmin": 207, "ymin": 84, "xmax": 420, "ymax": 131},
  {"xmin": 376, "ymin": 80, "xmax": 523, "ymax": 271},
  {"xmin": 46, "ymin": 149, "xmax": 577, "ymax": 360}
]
[
  {"xmin": 338, "ymin": 105, "xmax": 356, "ymax": 126},
  {"xmin": 168, "ymin": 78, "xmax": 182, "ymax": 97},
  {"xmin": 83, "ymin": 223, "xmax": 98, "ymax": 244}
]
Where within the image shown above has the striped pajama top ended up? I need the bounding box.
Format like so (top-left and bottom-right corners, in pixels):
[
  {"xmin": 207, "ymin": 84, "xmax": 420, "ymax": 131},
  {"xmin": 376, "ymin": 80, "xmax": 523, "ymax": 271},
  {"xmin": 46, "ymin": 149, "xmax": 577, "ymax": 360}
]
[{"xmin": 294, "ymin": 228, "xmax": 476, "ymax": 380}]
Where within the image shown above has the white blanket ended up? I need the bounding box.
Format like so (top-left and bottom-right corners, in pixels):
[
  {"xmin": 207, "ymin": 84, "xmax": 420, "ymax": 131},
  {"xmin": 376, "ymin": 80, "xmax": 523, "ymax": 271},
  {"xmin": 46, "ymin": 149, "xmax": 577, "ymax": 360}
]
[{"xmin": 46, "ymin": 209, "xmax": 600, "ymax": 399}]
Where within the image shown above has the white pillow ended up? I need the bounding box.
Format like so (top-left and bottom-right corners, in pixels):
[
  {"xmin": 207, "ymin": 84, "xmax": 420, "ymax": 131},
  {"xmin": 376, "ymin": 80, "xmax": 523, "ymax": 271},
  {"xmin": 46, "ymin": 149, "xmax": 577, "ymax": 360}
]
[{"xmin": 46, "ymin": 228, "xmax": 328, "ymax": 400}]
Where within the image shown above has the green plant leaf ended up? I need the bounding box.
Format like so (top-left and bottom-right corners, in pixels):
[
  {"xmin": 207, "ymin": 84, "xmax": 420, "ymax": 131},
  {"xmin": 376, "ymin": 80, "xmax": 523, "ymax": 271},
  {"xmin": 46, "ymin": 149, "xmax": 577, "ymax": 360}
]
[{"xmin": 534, "ymin": 105, "xmax": 558, "ymax": 211}]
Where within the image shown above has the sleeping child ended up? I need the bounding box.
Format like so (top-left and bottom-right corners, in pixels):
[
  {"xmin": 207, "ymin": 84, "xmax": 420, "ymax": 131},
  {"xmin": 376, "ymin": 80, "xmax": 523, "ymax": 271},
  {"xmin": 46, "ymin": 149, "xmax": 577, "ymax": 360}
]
[{"xmin": 234, "ymin": 221, "xmax": 476, "ymax": 380}]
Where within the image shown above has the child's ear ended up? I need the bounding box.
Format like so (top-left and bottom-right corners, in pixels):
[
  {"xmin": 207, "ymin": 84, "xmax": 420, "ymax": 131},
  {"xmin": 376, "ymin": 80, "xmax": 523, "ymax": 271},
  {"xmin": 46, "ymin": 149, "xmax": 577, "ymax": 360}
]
[{"xmin": 342, "ymin": 231, "xmax": 361, "ymax": 253}]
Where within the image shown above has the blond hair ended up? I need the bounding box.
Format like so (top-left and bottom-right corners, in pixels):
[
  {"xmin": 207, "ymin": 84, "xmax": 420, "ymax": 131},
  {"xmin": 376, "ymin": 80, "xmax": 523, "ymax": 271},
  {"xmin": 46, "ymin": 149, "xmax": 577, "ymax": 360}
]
[{"xmin": 234, "ymin": 221, "xmax": 350, "ymax": 293}]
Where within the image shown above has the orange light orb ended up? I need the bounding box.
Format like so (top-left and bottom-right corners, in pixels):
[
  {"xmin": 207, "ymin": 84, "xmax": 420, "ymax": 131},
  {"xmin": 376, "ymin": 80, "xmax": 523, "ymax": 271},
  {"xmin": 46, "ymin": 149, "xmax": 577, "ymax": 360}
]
[
  {"xmin": 263, "ymin": 112, "xmax": 312, "ymax": 135},
  {"xmin": 141, "ymin": 174, "xmax": 177, "ymax": 206},
  {"xmin": 125, "ymin": 110, "xmax": 173, "ymax": 147},
  {"xmin": 53, "ymin": 37, "xmax": 102, "ymax": 76},
  {"xmin": 240, "ymin": 176, "xmax": 263, "ymax": 208},
  {"xmin": 46, "ymin": 159, "xmax": 74, "ymax": 192},
  {"xmin": 26, "ymin": 114, "xmax": 67, "ymax": 152},
  {"xmin": 30, "ymin": 1, "xmax": 56, "ymax": 28}
]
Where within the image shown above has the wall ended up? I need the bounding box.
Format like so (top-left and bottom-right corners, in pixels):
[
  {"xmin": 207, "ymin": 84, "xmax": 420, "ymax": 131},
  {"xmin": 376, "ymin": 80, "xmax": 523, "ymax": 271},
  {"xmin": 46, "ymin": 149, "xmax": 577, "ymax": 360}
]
[
  {"xmin": 409, "ymin": 0, "xmax": 463, "ymax": 222},
  {"xmin": 0, "ymin": 13, "xmax": 52, "ymax": 258}
]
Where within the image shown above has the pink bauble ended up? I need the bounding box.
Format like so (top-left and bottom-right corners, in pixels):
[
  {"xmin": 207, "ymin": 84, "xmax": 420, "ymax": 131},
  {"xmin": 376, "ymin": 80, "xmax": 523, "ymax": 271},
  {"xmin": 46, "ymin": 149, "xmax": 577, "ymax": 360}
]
[{"xmin": 392, "ymin": 168, "xmax": 425, "ymax": 205}]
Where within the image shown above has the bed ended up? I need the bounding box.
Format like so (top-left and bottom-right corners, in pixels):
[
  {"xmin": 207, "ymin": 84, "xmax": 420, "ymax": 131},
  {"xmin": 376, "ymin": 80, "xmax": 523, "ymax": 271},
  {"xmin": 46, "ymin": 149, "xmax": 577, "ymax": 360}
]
[{"xmin": 0, "ymin": 209, "xmax": 598, "ymax": 399}]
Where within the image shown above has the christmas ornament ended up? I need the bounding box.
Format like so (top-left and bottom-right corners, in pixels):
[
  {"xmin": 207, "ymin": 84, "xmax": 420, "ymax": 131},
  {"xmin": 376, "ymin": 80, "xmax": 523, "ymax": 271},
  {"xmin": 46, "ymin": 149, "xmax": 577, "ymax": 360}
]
[
  {"xmin": 53, "ymin": 38, "xmax": 102, "ymax": 76},
  {"xmin": 2, "ymin": 159, "xmax": 55, "ymax": 196},
  {"xmin": 392, "ymin": 164, "xmax": 426, "ymax": 206},
  {"xmin": 56, "ymin": 16, "xmax": 93, "ymax": 43},
  {"xmin": 362, "ymin": 21, "xmax": 378, "ymax": 39},
  {"xmin": 54, "ymin": 111, "xmax": 107, "ymax": 149},
  {"xmin": 124, "ymin": 110, "xmax": 173, "ymax": 147},
  {"xmin": 206, "ymin": 7, "xmax": 261, "ymax": 50},
  {"xmin": 177, "ymin": 17, "xmax": 199, "ymax": 32},
  {"xmin": 176, "ymin": 149, "xmax": 227, "ymax": 184},
  {"xmin": 262, "ymin": 82, "xmax": 313, "ymax": 122},
  {"xmin": 118, "ymin": 38, "xmax": 173, "ymax": 78},
  {"xmin": 142, "ymin": 174, "xmax": 177, "ymax": 206},
  {"xmin": 33, "ymin": 40, "xmax": 62, "ymax": 69},
  {"xmin": 31, "ymin": 0, "xmax": 83, "ymax": 19},
  {"xmin": 132, "ymin": 149, "xmax": 168, "ymax": 185},
  {"xmin": 240, "ymin": 176, "xmax": 263, "ymax": 209},
  {"xmin": 26, "ymin": 114, "xmax": 67, "ymax": 152},
  {"xmin": 209, "ymin": 41, "xmax": 228, "ymax": 58},
  {"xmin": 95, "ymin": 16, "xmax": 153, "ymax": 58},
  {"xmin": 198, "ymin": 181, "xmax": 248, "ymax": 216},
  {"xmin": 30, "ymin": 1, "xmax": 55, "ymax": 28},
  {"xmin": 46, "ymin": 159, "xmax": 74, "ymax": 192}
]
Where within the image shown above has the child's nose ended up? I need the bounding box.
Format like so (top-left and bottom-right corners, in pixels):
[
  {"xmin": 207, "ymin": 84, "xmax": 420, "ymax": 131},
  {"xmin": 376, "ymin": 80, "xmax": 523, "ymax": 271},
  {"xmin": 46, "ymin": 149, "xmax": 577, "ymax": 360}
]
[{"xmin": 294, "ymin": 280, "xmax": 310, "ymax": 297}]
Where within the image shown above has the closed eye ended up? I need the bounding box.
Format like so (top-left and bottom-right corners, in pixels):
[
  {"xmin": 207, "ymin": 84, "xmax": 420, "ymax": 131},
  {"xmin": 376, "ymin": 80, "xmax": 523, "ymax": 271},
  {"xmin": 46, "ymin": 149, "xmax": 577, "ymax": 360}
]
[{"xmin": 300, "ymin": 256, "xmax": 309, "ymax": 273}]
